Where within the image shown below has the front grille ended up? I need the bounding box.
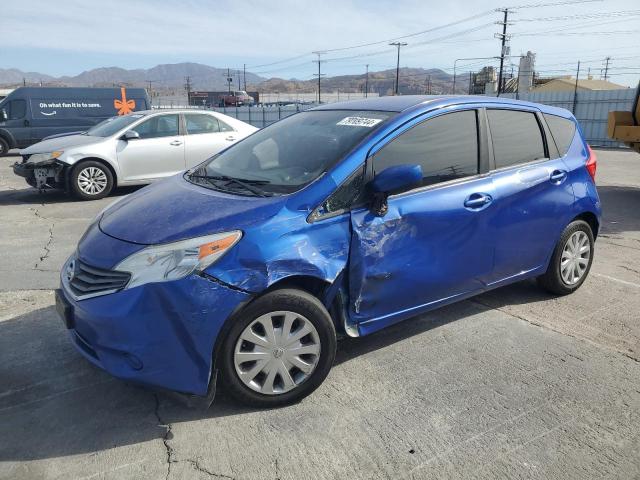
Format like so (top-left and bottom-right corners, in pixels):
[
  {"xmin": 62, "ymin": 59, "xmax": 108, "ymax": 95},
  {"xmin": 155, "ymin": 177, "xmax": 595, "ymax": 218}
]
[{"xmin": 67, "ymin": 258, "xmax": 130, "ymax": 299}]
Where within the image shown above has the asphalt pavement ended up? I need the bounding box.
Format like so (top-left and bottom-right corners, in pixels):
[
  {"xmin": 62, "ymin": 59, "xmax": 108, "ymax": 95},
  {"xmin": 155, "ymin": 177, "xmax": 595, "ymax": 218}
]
[{"xmin": 0, "ymin": 149, "xmax": 639, "ymax": 479}]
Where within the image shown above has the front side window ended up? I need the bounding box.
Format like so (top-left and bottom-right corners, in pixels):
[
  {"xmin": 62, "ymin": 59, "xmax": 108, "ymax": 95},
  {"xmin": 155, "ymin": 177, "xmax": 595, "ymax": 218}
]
[
  {"xmin": 185, "ymin": 114, "xmax": 220, "ymax": 134},
  {"xmin": 8, "ymin": 100, "xmax": 26, "ymax": 120},
  {"xmin": 188, "ymin": 110, "xmax": 392, "ymax": 195},
  {"xmin": 373, "ymin": 110, "xmax": 479, "ymax": 187},
  {"xmin": 487, "ymin": 109, "xmax": 546, "ymax": 168},
  {"xmin": 134, "ymin": 114, "xmax": 180, "ymax": 139},
  {"xmin": 544, "ymin": 113, "xmax": 576, "ymax": 156}
]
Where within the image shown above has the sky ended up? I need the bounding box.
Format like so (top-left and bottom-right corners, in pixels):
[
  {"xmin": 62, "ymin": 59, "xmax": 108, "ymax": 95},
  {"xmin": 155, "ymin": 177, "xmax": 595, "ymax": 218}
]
[{"xmin": 3, "ymin": 0, "xmax": 640, "ymax": 86}]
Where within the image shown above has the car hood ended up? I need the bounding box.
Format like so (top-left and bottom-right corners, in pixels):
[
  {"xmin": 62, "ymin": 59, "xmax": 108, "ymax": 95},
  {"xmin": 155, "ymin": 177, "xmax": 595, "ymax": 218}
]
[
  {"xmin": 21, "ymin": 134, "xmax": 103, "ymax": 155},
  {"xmin": 99, "ymin": 174, "xmax": 288, "ymax": 245}
]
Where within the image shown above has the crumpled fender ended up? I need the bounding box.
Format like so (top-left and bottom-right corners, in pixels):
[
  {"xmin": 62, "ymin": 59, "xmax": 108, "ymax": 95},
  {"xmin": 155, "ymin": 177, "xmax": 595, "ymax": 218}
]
[{"xmin": 205, "ymin": 206, "xmax": 352, "ymax": 294}]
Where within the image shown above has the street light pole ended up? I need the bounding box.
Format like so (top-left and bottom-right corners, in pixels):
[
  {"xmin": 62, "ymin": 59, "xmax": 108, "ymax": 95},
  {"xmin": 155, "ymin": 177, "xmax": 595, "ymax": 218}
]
[{"xmin": 389, "ymin": 42, "xmax": 407, "ymax": 95}]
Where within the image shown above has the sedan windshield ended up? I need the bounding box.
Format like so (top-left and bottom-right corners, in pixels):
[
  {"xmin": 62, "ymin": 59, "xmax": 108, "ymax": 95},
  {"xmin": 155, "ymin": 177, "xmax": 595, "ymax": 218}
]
[
  {"xmin": 87, "ymin": 114, "xmax": 145, "ymax": 137},
  {"xmin": 187, "ymin": 110, "xmax": 392, "ymax": 195}
]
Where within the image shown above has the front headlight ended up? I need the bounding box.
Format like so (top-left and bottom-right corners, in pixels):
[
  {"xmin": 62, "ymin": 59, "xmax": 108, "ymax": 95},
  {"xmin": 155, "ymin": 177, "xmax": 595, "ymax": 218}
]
[
  {"xmin": 28, "ymin": 151, "xmax": 64, "ymax": 165},
  {"xmin": 115, "ymin": 231, "xmax": 242, "ymax": 289}
]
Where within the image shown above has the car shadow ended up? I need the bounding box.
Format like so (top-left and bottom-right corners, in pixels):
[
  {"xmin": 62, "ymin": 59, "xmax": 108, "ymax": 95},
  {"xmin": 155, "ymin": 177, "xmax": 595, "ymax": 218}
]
[
  {"xmin": 0, "ymin": 185, "xmax": 144, "ymax": 206},
  {"xmin": 596, "ymin": 185, "xmax": 640, "ymax": 236},
  {"xmin": 0, "ymin": 293, "xmax": 499, "ymax": 462}
]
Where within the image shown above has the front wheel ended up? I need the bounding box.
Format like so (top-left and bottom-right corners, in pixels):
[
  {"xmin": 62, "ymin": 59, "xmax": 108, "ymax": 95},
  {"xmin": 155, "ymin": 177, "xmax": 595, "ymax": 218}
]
[
  {"xmin": 220, "ymin": 288, "xmax": 336, "ymax": 407},
  {"xmin": 0, "ymin": 137, "xmax": 9, "ymax": 157},
  {"xmin": 70, "ymin": 161, "xmax": 114, "ymax": 200},
  {"xmin": 538, "ymin": 220, "xmax": 594, "ymax": 295}
]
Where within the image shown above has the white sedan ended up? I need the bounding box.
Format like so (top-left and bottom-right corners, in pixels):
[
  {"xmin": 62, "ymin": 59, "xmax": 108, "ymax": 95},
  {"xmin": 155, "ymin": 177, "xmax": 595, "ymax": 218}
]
[{"xmin": 14, "ymin": 110, "xmax": 257, "ymax": 200}]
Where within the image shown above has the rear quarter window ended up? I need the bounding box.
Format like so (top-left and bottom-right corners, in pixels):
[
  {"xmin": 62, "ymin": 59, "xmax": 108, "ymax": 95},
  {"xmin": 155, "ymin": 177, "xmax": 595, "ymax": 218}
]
[{"xmin": 544, "ymin": 114, "xmax": 577, "ymax": 156}]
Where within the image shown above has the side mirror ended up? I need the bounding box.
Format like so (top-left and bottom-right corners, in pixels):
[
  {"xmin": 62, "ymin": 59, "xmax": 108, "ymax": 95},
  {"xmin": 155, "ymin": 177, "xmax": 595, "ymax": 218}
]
[
  {"xmin": 369, "ymin": 164, "xmax": 423, "ymax": 216},
  {"xmin": 123, "ymin": 130, "xmax": 140, "ymax": 140},
  {"xmin": 0, "ymin": 109, "xmax": 7, "ymax": 122}
]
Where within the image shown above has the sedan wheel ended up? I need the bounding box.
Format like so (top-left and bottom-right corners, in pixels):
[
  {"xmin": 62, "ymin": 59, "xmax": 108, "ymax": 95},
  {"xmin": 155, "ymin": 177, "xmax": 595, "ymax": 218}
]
[
  {"xmin": 70, "ymin": 161, "xmax": 114, "ymax": 200},
  {"xmin": 77, "ymin": 166, "xmax": 108, "ymax": 196}
]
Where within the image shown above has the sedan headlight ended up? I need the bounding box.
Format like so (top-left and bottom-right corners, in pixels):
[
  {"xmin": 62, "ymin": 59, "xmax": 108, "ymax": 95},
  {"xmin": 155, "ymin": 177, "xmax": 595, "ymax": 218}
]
[
  {"xmin": 28, "ymin": 151, "xmax": 64, "ymax": 165},
  {"xmin": 115, "ymin": 231, "xmax": 242, "ymax": 289}
]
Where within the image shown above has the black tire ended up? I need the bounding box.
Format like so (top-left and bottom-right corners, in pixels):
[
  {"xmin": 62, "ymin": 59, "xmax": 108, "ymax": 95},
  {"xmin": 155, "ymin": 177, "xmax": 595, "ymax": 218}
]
[
  {"xmin": 0, "ymin": 137, "xmax": 9, "ymax": 157},
  {"xmin": 219, "ymin": 288, "xmax": 337, "ymax": 408},
  {"xmin": 537, "ymin": 219, "xmax": 594, "ymax": 295},
  {"xmin": 69, "ymin": 160, "xmax": 114, "ymax": 200}
]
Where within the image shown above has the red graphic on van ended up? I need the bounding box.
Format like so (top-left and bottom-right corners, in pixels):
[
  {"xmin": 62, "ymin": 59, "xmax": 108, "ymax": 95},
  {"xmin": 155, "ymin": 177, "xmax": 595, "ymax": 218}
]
[{"xmin": 114, "ymin": 87, "xmax": 136, "ymax": 115}]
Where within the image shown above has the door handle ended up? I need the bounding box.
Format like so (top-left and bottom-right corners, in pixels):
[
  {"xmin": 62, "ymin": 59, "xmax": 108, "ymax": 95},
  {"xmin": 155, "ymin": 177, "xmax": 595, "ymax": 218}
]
[
  {"xmin": 464, "ymin": 193, "xmax": 493, "ymax": 210},
  {"xmin": 225, "ymin": 136, "xmax": 236, "ymax": 142},
  {"xmin": 24, "ymin": 119, "xmax": 30, "ymax": 127},
  {"xmin": 550, "ymin": 169, "xmax": 567, "ymax": 183},
  {"xmin": 169, "ymin": 140, "xmax": 183, "ymax": 146}
]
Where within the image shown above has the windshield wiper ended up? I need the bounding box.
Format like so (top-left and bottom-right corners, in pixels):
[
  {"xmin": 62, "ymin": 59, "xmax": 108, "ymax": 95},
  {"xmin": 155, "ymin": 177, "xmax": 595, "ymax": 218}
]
[{"xmin": 189, "ymin": 174, "xmax": 273, "ymax": 197}]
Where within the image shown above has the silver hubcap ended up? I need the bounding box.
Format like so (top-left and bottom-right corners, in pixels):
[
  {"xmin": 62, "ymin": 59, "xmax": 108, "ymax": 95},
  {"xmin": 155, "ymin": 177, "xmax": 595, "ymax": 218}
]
[
  {"xmin": 560, "ymin": 230, "xmax": 591, "ymax": 285},
  {"xmin": 77, "ymin": 167, "xmax": 108, "ymax": 195},
  {"xmin": 234, "ymin": 311, "xmax": 321, "ymax": 395}
]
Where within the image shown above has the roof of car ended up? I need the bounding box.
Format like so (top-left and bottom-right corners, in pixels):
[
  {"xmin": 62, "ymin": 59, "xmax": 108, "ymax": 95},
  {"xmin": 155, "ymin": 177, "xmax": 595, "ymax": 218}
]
[{"xmin": 311, "ymin": 95, "xmax": 570, "ymax": 116}]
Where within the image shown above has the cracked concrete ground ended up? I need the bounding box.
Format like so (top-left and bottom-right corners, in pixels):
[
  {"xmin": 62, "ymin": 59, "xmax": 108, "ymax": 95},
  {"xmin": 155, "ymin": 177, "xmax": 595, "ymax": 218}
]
[{"xmin": 1, "ymin": 149, "xmax": 639, "ymax": 479}]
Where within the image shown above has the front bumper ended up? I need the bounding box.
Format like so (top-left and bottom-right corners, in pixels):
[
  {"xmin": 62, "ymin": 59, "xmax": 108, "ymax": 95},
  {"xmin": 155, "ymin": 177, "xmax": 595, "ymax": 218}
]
[
  {"xmin": 57, "ymin": 273, "xmax": 251, "ymax": 396},
  {"xmin": 13, "ymin": 160, "xmax": 66, "ymax": 189}
]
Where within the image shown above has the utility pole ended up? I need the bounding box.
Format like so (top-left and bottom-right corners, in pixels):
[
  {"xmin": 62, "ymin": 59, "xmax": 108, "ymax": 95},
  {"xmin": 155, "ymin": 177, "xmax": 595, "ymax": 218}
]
[
  {"xmin": 224, "ymin": 68, "xmax": 232, "ymax": 93},
  {"xmin": 495, "ymin": 8, "xmax": 511, "ymax": 96},
  {"xmin": 389, "ymin": 42, "xmax": 407, "ymax": 95},
  {"xmin": 312, "ymin": 51, "xmax": 326, "ymax": 104},
  {"xmin": 184, "ymin": 76, "xmax": 192, "ymax": 105},
  {"xmin": 236, "ymin": 70, "xmax": 241, "ymax": 90},
  {"xmin": 572, "ymin": 61, "xmax": 580, "ymax": 114},
  {"xmin": 243, "ymin": 63, "xmax": 247, "ymax": 91},
  {"xmin": 603, "ymin": 56, "xmax": 611, "ymax": 81},
  {"xmin": 426, "ymin": 74, "xmax": 432, "ymax": 94},
  {"xmin": 146, "ymin": 80, "xmax": 157, "ymax": 106},
  {"xmin": 365, "ymin": 64, "xmax": 369, "ymax": 98}
]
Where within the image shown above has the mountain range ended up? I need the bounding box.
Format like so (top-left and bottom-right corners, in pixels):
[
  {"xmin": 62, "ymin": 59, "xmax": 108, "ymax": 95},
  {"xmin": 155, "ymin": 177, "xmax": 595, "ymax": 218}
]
[{"xmin": 0, "ymin": 62, "xmax": 462, "ymax": 95}]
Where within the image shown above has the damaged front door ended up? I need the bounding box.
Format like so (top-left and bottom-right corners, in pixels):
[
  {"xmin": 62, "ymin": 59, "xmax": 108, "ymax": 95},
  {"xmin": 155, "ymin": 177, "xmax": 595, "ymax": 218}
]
[{"xmin": 348, "ymin": 108, "xmax": 496, "ymax": 333}]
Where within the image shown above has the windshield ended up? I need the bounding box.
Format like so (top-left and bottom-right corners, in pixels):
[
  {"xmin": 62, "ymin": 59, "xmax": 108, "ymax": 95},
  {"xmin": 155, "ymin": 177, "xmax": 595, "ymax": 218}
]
[
  {"xmin": 87, "ymin": 114, "xmax": 145, "ymax": 137},
  {"xmin": 187, "ymin": 110, "xmax": 392, "ymax": 195}
]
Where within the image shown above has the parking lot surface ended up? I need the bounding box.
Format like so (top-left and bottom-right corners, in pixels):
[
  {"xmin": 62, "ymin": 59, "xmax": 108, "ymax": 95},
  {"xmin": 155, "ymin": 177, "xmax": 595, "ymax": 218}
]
[{"xmin": 1, "ymin": 149, "xmax": 639, "ymax": 479}]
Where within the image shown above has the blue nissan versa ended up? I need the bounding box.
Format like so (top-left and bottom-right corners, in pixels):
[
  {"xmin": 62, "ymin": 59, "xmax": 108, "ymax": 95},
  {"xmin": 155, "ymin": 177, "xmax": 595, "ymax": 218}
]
[{"xmin": 56, "ymin": 96, "xmax": 600, "ymax": 407}]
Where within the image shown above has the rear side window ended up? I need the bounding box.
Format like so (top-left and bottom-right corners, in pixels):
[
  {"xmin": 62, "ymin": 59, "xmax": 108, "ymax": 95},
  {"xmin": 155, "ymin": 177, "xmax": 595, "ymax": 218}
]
[
  {"xmin": 185, "ymin": 114, "xmax": 220, "ymax": 134},
  {"xmin": 218, "ymin": 119, "xmax": 234, "ymax": 132},
  {"xmin": 373, "ymin": 110, "xmax": 479, "ymax": 187},
  {"xmin": 487, "ymin": 110, "xmax": 546, "ymax": 169},
  {"xmin": 544, "ymin": 114, "xmax": 576, "ymax": 156}
]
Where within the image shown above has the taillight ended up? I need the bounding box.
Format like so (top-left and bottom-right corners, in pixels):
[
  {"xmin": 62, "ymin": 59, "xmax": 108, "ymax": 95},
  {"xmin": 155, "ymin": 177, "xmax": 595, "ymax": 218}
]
[{"xmin": 586, "ymin": 145, "xmax": 597, "ymax": 182}]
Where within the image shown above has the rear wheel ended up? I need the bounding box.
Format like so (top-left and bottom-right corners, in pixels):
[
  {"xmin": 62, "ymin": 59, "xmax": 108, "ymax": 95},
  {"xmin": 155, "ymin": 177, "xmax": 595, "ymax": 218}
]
[
  {"xmin": 220, "ymin": 288, "xmax": 336, "ymax": 407},
  {"xmin": 70, "ymin": 161, "xmax": 113, "ymax": 200},
  {"xmin": 0, "ymin": 137, "xmax": 9, "ymax": 157},
  {"xmin": 538, "ymin": 220, "xmax": 594, "ymax": 295}
]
